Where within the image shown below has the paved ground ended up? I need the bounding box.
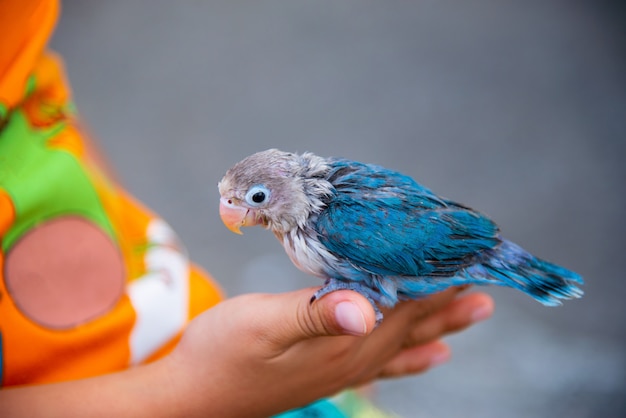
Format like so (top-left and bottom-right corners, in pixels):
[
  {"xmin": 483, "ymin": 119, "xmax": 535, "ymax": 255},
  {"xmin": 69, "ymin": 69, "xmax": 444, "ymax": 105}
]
[{"xmin": 52, "ymin": 1, "xmax": 625, "ymax": 417}]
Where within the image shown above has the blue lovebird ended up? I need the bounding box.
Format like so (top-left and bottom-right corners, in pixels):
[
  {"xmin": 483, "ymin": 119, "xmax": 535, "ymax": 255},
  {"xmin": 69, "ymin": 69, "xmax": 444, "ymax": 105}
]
[{"xmin": 218, "ymin": 149, "xmax": 583, "ymax": 322}]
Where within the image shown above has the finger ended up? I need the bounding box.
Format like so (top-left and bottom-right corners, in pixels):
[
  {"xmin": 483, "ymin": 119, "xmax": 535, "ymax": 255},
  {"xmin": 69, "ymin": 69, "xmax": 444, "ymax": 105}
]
[
  {"xmin": 252, "ymin": 288, "xmax": 379, "ymax": 350},
  {"xmin": 375, "ymin": 340, "xmax": 451, "ymax": 379},
  {"xmin": 306, "ymin": 287, "xmax": 475, "ymax": 371},
  {"xmin": 386, "ymin": 286, "xmax": 469, "ymax": 326},
  {"xmin": 402, "ymin": 292, "xmax": 494, "ymax": 348}
]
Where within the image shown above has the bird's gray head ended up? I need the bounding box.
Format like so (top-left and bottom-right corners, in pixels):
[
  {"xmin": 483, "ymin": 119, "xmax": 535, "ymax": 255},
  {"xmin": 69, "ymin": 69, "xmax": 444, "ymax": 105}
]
[{"xmin": 218, "ymin": 149, "xmax": 333, "ymax": 234}]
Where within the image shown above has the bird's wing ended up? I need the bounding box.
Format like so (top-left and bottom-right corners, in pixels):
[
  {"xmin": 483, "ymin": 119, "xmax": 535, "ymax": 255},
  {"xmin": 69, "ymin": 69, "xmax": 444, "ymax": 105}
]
[{"xmin": 314, "ymin": 160, "xmax": 500, "ymax": 277}]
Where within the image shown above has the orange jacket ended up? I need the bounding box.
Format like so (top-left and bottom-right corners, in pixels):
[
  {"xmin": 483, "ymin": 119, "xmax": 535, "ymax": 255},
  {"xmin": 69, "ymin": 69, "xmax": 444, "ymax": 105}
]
[{"xmin": 0, "ymin": 0, "xmax": 222, "ymax": 386}]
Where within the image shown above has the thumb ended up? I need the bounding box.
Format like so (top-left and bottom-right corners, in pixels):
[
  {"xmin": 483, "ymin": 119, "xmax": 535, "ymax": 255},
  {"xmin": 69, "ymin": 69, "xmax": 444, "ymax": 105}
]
[{"xmin": 277, "ymin": 287, "xmax": 378, "ymax": 344}]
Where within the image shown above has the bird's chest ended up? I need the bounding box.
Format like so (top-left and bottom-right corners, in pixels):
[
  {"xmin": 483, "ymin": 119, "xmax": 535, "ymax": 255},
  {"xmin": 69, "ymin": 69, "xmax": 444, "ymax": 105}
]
[{"xmin": 274, "ymin": 229, "xmax": 332, "ymax": 278}]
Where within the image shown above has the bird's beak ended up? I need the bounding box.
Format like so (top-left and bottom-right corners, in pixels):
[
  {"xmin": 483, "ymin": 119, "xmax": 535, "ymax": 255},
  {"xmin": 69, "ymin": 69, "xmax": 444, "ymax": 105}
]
[{"xmin": 219, "ymin": 197, "xmax": 264, "ymax": 234}]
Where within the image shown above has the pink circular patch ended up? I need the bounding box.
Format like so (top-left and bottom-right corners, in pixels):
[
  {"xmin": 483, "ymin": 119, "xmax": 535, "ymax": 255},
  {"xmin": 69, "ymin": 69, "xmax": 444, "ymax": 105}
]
[{"xmin": 4, "ymin": 216, "xmax": 125, "ymax": 329}]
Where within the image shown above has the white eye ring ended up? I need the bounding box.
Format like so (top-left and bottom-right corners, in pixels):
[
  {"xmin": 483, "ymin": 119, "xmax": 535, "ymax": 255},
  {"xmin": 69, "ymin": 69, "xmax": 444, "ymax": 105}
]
[{"xmin": 245, "ymin": 185, "xmax": 270, "ymax": 206}]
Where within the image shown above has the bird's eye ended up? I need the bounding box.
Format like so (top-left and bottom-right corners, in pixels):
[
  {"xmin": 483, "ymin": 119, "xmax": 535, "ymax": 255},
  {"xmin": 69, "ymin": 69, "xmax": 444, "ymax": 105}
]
[{"xmin": 245, "ymin": 185, "xmax": 270, "ymax": 206}]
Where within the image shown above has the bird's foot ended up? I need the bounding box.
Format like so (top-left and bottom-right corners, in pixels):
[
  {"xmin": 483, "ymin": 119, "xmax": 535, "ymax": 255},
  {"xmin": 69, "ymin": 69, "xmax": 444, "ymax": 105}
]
[{"xmin": 310, "ymin": 278, "xmax": 384, "ymax": 326}]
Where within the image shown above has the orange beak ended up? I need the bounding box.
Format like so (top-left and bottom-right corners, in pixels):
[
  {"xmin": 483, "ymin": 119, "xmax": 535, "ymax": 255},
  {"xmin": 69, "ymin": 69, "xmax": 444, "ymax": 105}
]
[{"xmin": 219, "ymin": 198, "xmax": 265, "ymax": 234}]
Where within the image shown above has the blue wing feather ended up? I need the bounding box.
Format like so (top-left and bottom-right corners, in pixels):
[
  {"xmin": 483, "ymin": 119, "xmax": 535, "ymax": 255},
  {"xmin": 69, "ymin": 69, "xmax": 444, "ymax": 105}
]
[{"xmin": 315, "ymin": 159, "xmax": 500, "ymax": 279}]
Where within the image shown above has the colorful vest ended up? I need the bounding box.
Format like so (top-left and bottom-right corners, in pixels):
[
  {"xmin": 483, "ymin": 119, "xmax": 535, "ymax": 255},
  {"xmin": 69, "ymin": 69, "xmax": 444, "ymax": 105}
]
[{"xmin": 0, "ymin": 0, "xmax": 221, "ymax": 386}]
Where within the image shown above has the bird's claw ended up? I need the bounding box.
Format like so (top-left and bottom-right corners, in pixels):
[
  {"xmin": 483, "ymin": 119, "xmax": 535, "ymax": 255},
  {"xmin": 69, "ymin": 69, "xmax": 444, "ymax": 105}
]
[{"xmin": 311, "ymin": 278, "xmax": 384, "ymax": 327}]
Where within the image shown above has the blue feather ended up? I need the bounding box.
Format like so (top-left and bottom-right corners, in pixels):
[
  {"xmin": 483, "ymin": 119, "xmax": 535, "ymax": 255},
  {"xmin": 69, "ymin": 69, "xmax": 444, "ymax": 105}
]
[{"xmin": 310, "ymin": 158, "xmax": 583, "ymax": 308}]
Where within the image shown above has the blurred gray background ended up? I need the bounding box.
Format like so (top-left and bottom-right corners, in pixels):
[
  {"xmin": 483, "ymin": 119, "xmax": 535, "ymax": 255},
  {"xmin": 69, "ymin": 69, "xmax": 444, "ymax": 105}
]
[{"xmin": 51, "ymin": 1, "xmax": 625, "ymax": 417}]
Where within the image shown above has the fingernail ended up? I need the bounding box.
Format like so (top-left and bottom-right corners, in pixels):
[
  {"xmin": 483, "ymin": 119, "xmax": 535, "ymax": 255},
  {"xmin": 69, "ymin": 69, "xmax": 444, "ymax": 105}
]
[
  {"xmin": 335, "ymin": 301, "xmax": 367, "ymax": 336},
  {"xmin": 471, "ymin": 304, "xmax": 493, "ymax": 323}
]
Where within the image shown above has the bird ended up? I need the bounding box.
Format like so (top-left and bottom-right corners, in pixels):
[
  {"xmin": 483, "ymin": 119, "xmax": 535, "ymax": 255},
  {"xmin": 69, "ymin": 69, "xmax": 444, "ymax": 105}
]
[{"xmin": 218, "ymin": 149, "xmax": 583, "ymax": 322}]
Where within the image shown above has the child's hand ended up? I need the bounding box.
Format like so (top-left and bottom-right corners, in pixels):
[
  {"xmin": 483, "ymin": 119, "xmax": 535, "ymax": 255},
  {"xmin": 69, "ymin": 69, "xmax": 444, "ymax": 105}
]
[
  {"xmin": 164, "ymin": 286, "xmax": 494, "ymax": 418},
  {"xmin": 0, "ymin": 286, "xmax": 492, "ymax": 417}
]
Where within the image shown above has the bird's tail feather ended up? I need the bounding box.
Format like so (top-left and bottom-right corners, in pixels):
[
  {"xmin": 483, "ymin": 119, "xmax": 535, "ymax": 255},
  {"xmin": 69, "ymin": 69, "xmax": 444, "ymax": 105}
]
[{"xmin": 467, "ymin": 240, "xmax": 584, "ymax": 306}]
